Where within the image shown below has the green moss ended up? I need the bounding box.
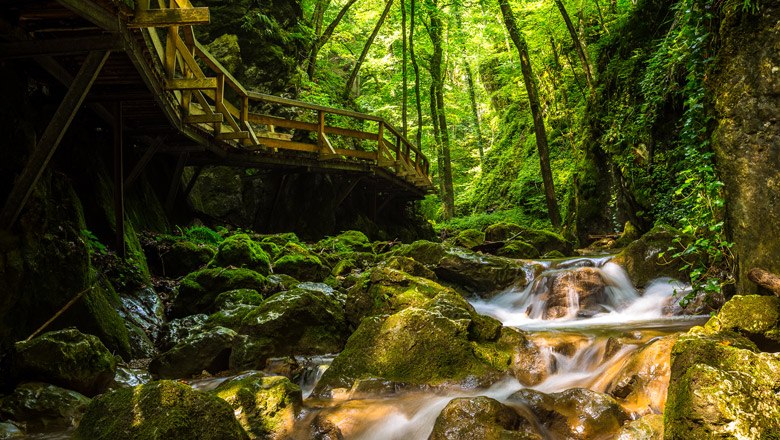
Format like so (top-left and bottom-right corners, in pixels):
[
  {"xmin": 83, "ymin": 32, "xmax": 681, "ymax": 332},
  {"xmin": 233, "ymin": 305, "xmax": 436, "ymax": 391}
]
[
  {"xmin": 209, "ymin": 234, "xmax": 270, "ymax": 275},
  {"xmin": 74, "ymin": 380, "xmax": 248, "ymax": 440},
  {"xmin": 612, "ymin": 224, "xmax": 694, "ymax": 287},
  {"xmin": 383, "ymin": 256, "xmax": 437, "ymax": 279},
  {"xmin": 705, "ymin": 295, "xmax": 780, "ymax": 339},
  {"xmin": 162, "ymin": 241, "xmax": 216, "ymax": 278},
  {"xmin": 213, "ymin": 373, "xmax": 302, "ymax": 439},
  {"xmin": 393, "ymin": 240, "xmax": 447, "ymax": 265},
  {"xmin": 613, "ymin": 221, "xmax": 641, "ymax": 248},
  {"xmin": 496, "ymin": 241, "xmax": 539, "ymax": 259},
  {"xmin": 0, "ymin": 382, "xmax": 91, "ymax": 431},
  {"xmin": 273, "ymin": 254, "xmax": 329, "ymax": 282},
  {"xmin": 213, "ymin": 289, "xmax": 264, "ymax": 310},
  {"xmin": 331, "ymin": 259, "xmax": 357, "ymax": 277},
  {"xmin": 317, "ymin": 230, "xmax": 373, "ymax": 254},
  {"xmin": 259, "ymin": 233, "xmax": 301, "ymax": 247},
  {"xmin": 453, "ymin": 229, "xmax": 486, "ymax": 249},
  {"xmin": 14, "ymin": 328, "xmax": 116, "ymax": 397},
  {"xmin": 171, "ymin": 268, "xmax": 269, "ymax": 318},
  {"xmin": 78, "ymin": 276, "xmax": 132, "ymax": 358}
]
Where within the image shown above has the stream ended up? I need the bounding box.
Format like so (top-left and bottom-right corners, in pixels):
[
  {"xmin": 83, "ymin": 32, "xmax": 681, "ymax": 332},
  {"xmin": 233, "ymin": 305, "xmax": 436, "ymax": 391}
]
[{"xmin": 282, "ymin": 256, "xmax": 706, "ymax": 439}]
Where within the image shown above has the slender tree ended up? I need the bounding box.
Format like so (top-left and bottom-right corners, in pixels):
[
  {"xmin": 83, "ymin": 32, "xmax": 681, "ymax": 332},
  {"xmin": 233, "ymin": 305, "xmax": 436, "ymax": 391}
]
[
  {"xmin": 498, "ymin": 0, "xmax": 561, "ymax": 227},
  {"xmin": 410, "ymin": 0, "xmax": 424, "ymax": 147},
  {"xmin": 307, "ymin": 0, "xmax": 360, "ymax": 80},
  {"xmin": 345, "ymin": 0, "xmax": 395, "ymax": 97},
  {"xmin": 401, "ymin": 0, "xmax": 408, "ymax": 137},
  {"xmin": 465, "ymin": 64, "xmax": 485, "ymax": 161},
  {"xmin": 553, "ymin": 0, "xmax": 593, "ymax": 90}
]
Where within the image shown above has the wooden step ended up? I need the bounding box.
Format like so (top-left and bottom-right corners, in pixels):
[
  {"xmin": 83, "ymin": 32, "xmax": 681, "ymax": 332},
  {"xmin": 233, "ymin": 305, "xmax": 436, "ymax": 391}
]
[
  {"xmin": 164, "ymin": 77, "xmax": 217, "ymax": 90},
  {"xmin": 185, "ymin": 113, "xmax": 223, "ymax": 123},
  {"xmin": 215, "ymin": 131, "xmax": 251, "ymax": 140}
]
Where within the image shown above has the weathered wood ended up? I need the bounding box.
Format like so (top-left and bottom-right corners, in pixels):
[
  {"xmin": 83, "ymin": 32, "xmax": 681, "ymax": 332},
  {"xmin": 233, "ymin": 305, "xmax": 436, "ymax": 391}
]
[
  {"xmin": 0, "ymin": 50, "xmax": 110, "ymax": 230},
  {"xmin": 748, "ymin": 268, "xmax": 780, "ymax": 297},
  {"xmin": 129, "ymin": 8, "xmax": 210, "ymax": 27},
  {"xmin": 215, "ymin": 131, "xmax": 250, "ymax": 140},
  {"xmin": 248, "ymin": 113, "xmax": 377, "ymax": 141},
  {"xmin": 56, "ymin": 0, "xmax": 120, "ymax": 32},
  {"xmin": 0, "ymin": 36, "xmax": 122, "ymax": 59},
  {"xmin": 247, "ymin": 91, "xmax": 383, "ymax": 122},
  {"xmin": 164, "ymin": 77, "xmax": 217, "ymax": 90},
  {"xmin": 125, "ymin": 137, "xmax": 164, "ymax": 187},
  {"xmin": 113, "ymin": 102, "xmax": 126, "ymax": 258},
  {"xmin": 185, "ymin": 113, "xmax": 223, "ymax": 123}
]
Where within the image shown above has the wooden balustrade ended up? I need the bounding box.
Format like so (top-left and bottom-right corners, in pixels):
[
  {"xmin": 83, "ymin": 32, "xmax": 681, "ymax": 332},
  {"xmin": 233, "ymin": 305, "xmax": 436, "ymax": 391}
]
[{"xmin": 131, "ymin": 0, "xmax": 432, "ymax": 189}]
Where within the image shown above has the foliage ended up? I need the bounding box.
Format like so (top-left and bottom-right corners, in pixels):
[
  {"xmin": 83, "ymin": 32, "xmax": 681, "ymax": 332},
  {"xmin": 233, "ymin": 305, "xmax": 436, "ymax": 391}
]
[{"xmin": 175, "ymin": 226, "xmax": 224, "ymax": 246}]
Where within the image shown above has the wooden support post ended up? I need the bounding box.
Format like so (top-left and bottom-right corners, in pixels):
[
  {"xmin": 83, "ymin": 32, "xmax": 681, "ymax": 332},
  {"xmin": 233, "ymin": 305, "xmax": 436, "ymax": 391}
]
[
  {"xmin": 264, "ymin": 174, "xmax": 288, "ymax": 230},
  {"xmin": 377, "ymin": 194, "xmax": 395, "ymax": 216},
  {"xmin": 214, "ymin": 75, "xmax": 224, "ymax": 135},
  {"xmin": 125, "ymin": 137, "xmax": 164, "ymax": 187},
  {"xmin": 377, "ymin": 121, "xmax": 384, "ymax": 152},
  {"xmin": 182, "ymin": 165, "xmax": 203, "ymax": 199},
  {"xmin": 318, "ymin": 110, "xmax": 326, "ymax": 149},
  {"xmin": 165, "ymin": 153, "xmax": 188, "ymax": 215},
  {"xmin": 129, "ymin": 8, "xmax": 211, "ymax": 28},
  {"xmin": 113, "ymin": 102, "xmax": 126, "ymax": 258},
  {"xmin": 164, "ymin": 26, "xmax": 178, "ymax": 78},
  {"xmin": 0, "ymin": 50, "xmax": 109, "ymax": 230}
]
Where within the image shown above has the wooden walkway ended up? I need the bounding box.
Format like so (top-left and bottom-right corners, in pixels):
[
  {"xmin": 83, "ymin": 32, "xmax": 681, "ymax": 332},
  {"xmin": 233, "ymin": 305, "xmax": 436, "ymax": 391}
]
[{"xmin": 0, "ymin": 0, "xmax": 433, "ymax": 233}]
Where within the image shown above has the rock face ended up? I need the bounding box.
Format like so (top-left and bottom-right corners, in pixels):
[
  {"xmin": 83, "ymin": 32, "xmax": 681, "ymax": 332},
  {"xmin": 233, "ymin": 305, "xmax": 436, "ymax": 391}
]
[
  {"xmin": 664, "ymin": 295, "xmax": 780, "ymax": 438},
  {"xmin": 428, "ymin": 396, "xmax": 541, "ymax": 440},
  {"xmin": 0, "ymin": 382, "xmax": 90, "ymax": 431},
  {"xmin": 611, "ymin": 225, "xmax": 691, "ymax": 288},
  {"xmin": 535, "ymin": 267, "xmax": 607, "ymax": 319},
  {"xmin": 213, "ymin": 373, "xmax": 302, "ymax": 439},
  {"xmin": 484, "ymin": 223, "xmax": 572, "ymax": 255},
  {"xmin": 510, "ymin": 388, "xmax": 629, "ymax": 440},
  {"xmin": 149, "ymin": 326, "xmax": 237, "ymax": 379},
  {"xmin": 74, "ymin": 380, "xmax": 248, "ymax": 440},
  {"xmin": 712, "ymin": 3, "xmax": 780, "ymax": 295},
  {"xmin": 170, "ymin": 268, "xmax": 270, "ymax": 318},
  {"xmin": 14, "ymin": 329, "xmax": 116, "ymax": 397},
  {"xmin": 209, "ymin": 234, "xmax": 271, "ymax": 275},
  {"xmin": 435, "ymin": 251, "xmax": 527, "ymax": 295},
  {"xmin": 272, "ymin": 243, "xmax": 329, "ymax": 282},
  {"xmin": 616, "ymin": 414, "xmax": 663, "ymax": 440}
]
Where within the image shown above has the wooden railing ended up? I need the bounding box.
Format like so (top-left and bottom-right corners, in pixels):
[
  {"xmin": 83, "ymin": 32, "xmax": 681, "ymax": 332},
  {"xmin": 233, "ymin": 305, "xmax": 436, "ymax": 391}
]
[{"xmin": 129, "ymin": 0, "xmax": 432, "ymax": 188}]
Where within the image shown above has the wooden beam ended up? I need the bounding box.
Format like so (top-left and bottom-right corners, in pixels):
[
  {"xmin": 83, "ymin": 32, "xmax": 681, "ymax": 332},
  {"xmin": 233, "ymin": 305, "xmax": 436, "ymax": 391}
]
[
  {"xmin": 0, "ymin": 36, "xmax": 122, "ymax": 59},
  {"xmin": 56, "ymin": 0, "xmax": 120, "ymax": 32},
  {"xmin": 163, "ymin": 77, "xmax": 217, "ymax": 90},
  {"xmin": 0, "ymin": 50, "xmax": 110, "ymax": 230},
  {"xmin": 113, "ymin": 102, "xmax": 126, "ymax": 258},
  {"xmin": 185, "ymin": 113, "xmax": 223, "ymax": 123},
  {"xmin": 248, "ymin": 113, "xmax": 378, "ymax": 141},
  {"xmin": 129, "ymin": 8, "xmax": 210, "ymax": 27},
  {"xmin": 124, "ymin": 137, "xmax": 164, "ymax": 187},
  {"xmin": 165, "ymin": 153, "xmax": 188, "ymax": 215},
  {"xmin": 182, "ymin": 165, "xmax": 203, "ymax": 199},
  {"xmin": 215, "ymin": 131, "xmax": 250, "ymax": 140}
]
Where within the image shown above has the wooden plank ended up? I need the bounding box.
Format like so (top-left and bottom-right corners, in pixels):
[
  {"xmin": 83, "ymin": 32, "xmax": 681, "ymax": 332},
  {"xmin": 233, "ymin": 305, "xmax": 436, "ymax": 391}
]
[
  {"xmin": 0, "ymin": 50, "xmax": 110, "ymax": 229},
  {"xmin": 0, "ymin": 36, "xmax": 122, "ymax": 59},
  {"xmin": 164, "ymin": 77, "xmax": 217, "ymax": 90},
  {"xmin": 333, "ymin": 148, "xmax": 377, "ymax": 160},
  {"xmin": 247, "ymin": 114, "xmax": 378, "ymax": 141},
  {"xmin": 56, "ymin": 0, "xmax": 120, "ymax": 32},
  {"xmin": 215, "ymin": 131, "xmax": 250, "ymax": 140},
  {"xmin": 125, "ymin": 137, "xmax": 164, "ymax": 187},
  {"xmin": 243, "ymin": 121, "xmax": 260, "ymax": 147},
  {"xmin": 113, "ymin": 102, "xmax": 126, "ymax": 258},
  {"xmin": 164, "ymin": 26, "xmax": 177, "ymax": 78},
  {"xmin": 251, "ymin": 138, "xmax": 319, "ymax": 153},
  {"xmin": 247, "ymin": 91, "xmax": 383, "ymax": 122},
  {"xmin": 129, "ymin": 8, "xmax": 210, "ymax": 27},
  {"xmin": 185, "ymin": 113, "xmax": 223, "ymax": 123}
]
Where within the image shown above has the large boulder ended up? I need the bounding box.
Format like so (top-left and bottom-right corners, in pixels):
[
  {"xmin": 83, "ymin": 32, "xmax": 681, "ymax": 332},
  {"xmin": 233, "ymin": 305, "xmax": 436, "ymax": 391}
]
[
  {"xmin": 451, "ymin": 229, "xmax": 486, "ymax": 249},
  {"xmin": 702, "ymin": 294, "xmax": 780, "ymax": 350},
  {"xmin": 617, "ymin": 414, "xmax": 663, "ymax": 440},
  {"xmin": 156, "ymin": 314, "xmax": 208, "ymax": 352},
  {"xmin": 272, "ymin": 243, "xmax": 330, "ymax": 282},
  {"xmin": 14, "ymin": 329, "xmax": 116, "ymax": 397},
  {"xmin": 611, "ymin": 225, "xmax": 692, "ymax": 288},
  {"xmin": 345, "ymin": 266, "xmax": 454, "ymax": 326},
  {"xmin": 231, "ymin": 287, "xmax": 349, "ymax": 369},
  {"xmin": 484, "ymin": 223, "xmax": 572, "ymax": 255},
  {"xmin": 0, "ymin": 382, "xmax": 90, "ymax": 432},
  {"xmin": 170, "ymin": 268, "xmax": 271, "ymax": 318},
  {"xmin": 149, "ymin": 326, "xmax": 237, "ymax": 379},
  {"xmin": 509, "ymin": 388, "xmax": 630, "ymax": 439},
  {"xmin": 393, "ymin": 240, "xmax": 448, "ymax": 266},
  {"xmin": 605, "ymin": 335, "xmax": 677, "ymax": 415},
  {"xmin": 435, "ymin": 251, "xmax": 528, "ymax": 295},
  {"xmin": 313, "ymin": 294, "xmax": 546, "ymax": 396},
  {"xmin": 213, "ymin": 373, "xmax": 302, "ymax": 439},
  {"xmin": 316, "ymin": 230, "xmax": 373, "ymax": 254},
  {"xmin": 664, "ymin": 329, "xmax": 780, "ymax": 438},
  {"xmin": 531, "ymin": 267, "xmax": 608, "ymax": 319},
  {"xmin": 209, "ymin": 233, "xmax": 271, "ymax": 275},
  {"xmin": 155, "ymin": 239, "xmax": 216, "ymax": 278},
  {"xmin": 496, "ymin": 240, "xmax": 540, "ymax": 259},
  {"xmin": 428, "ymin": 396, "xmax": 541, "ymax": 440},
  {"xmin": 74, "ymin": 380, "xmax": 248, "ymax": 440}
]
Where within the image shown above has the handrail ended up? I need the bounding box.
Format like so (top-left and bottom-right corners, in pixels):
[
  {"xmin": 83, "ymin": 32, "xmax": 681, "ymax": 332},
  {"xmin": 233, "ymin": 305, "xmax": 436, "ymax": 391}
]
[{"xmin": 131, "ymin": 0, "xmax": 431, "ymax": 189}]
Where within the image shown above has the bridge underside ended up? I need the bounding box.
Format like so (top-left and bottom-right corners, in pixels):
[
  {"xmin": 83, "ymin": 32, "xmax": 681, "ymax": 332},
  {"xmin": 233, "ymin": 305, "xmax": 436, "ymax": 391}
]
[{"xmin": 0, "ymin": 0, "xmax": 431, "ymax": 235}]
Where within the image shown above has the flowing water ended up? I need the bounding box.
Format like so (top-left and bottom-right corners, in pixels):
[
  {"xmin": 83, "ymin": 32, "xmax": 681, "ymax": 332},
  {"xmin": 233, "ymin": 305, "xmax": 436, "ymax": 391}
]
[{"xmin": 290, "ymin": 257, "xmax": 708, "ymax": 439}]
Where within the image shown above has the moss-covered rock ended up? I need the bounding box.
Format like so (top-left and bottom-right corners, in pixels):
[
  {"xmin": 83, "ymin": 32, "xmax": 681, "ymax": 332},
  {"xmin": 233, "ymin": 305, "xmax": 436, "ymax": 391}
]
[
  {"xmin": 259, "ymin": 233, "xmax": 301, "ymax": 248},
  {"xmin": 161, "ymin": 240, "xmax": 216, "ymax": 278},
  {"xmin": 664, "ymin": 330, "xmax": 780, "ymax": 439},
  {"xmin": 0, "ymin": 382, "xmax": 90, "ymax": 431},
  {"xmin": 452, "ymin": 229, "xmax": 486, "ymax": 249},
  {"xmin": 435, "ymin": 251, "xmax": 528, "ymax": 295},
  {"xmin": 213, "ymin": 289, "xmax": 265, "ymax": 310},
  {"xmin": 149, "ymin": 326, "xmax": 237, "ymax": 379},
  {"xmin": 331, "ymin": 258, "xmax": 358, "ymax": 277},
  {"xmin": 383, "ymin": 256, "xmax": 437, "ymax": 280},
  {"xmin": 317, "ymin": 230, "xmax": 373, "ymax": 254},
  {"xmin": 611, "ymin": 224, "xmax": 693, "ymax": 288},
  {"xmin": 272, "ymin": 243, "xmax": 329, "ymax": 282},
  {"xmin": 496, "ymin": 240, "xmax": 539, "ymax": 259},
  {"xmin": 616, "ymin": 414, "xmax": 663, "ymax": 440},
  {"xmin": 233, "ymin": 287, "xmax": 349, "ymax": 368},
  {"xmin": 345, "ymin": 266, "xmax": 453, "ymax": 326},
  {"xmin": 0, "ymin": 422, "xmax": 22, "ymax": 438},
  {"xmin": 313, "ymin": 297, "xmax": 543, "ymax": 395},
  {"xmin": 74, "ymin": 380, "xmax": 248, "ymax": 440},
  {"xmin": 393, "ymin": 240, "xmax": 448, "ymax": 265},
  {"xmin": 14, "ymin": 329, "xmax": 116, "ymax": 397},
  {"xmin": 485, "ymin": 223, "xmax": 572, "ymax": 255},
  {"xmin": 170, "ymin": 268, "xmax": 271, "ymax": 318},
  {"xmin": 205, "ymin": 34, "xmax": 242, "ymax": 74},
  {"xmin": 703, "ymin": 294, "xmax": 780, "ymax": 348},
  {"xmin": 156, "ymin": 314, "xmax": 208, "ymax": 352},
  {"xmin": 613, "ymin": 221, "xmax": 641, "ymax": 249},
  {"xmin": 429, "ymin": 396, "xmax": 541, "ymax": 440},
  {"xmin": 213, "ymin": 373, "xmax": 302, "ymax": 439},
  {"xmin": 484, "ymin": 222, "xmax": 524, "ymax": 242},
  {"xmin": 209, "ymin": 234, "xmax": 271, "ymax": 275}
]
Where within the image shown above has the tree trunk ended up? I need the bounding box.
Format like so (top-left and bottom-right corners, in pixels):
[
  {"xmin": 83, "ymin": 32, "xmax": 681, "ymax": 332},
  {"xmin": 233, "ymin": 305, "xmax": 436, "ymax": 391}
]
[
  {"xmin": 312, "ymin": 0, "xmax": 331, "ymax": 36},
  {"xmin": 553, "ymin": 0, "xmax": 593, "ymax": 90},
  {"xmin": 307, "ymin": 0, "xmax": 360, "ymax": 80},
  {"xmin": 430, "ymin": 83, "xmax": 444, "ymax": 196},
  {"xmin": 410, "ymin": 0, "xmax": 424, "ymax": 147},
  {"xmin": 465, "ymin": 63, "xmax": 485, "ymax": 162},
  {"xmin": 401, "ymin": 0, "xmax": 408, "ymax": 137},
  {"xmin": 345, "ymin": 0, "xmax": 395, "ymax": 97},
  {"xmin": 498, "ymin": 0, "xmax": 562, "ymax": 227},
  {"xmin": 427, "ymin": 0, "xmax": 454, "ymax": 219}
]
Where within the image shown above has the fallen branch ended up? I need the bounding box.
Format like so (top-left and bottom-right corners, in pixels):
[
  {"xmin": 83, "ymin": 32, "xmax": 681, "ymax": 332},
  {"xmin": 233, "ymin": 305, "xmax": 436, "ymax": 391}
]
[
  {"xmin": 25, "ymin": 284, "xmax": 95, "ymax": 341},
  {"xmin": 748, "ymin": 268, "xmax": 780, "ymax": 297}
]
